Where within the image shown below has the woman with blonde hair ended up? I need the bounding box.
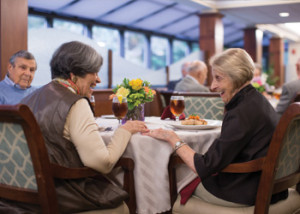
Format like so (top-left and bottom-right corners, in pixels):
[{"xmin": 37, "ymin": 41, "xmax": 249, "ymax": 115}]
[{"xmin": 145, "ymin": 48, "xmax": 287, "ymax": 206}]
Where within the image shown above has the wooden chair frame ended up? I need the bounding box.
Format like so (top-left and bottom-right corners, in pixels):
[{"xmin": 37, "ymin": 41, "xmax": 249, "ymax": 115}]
[
  {"xmin": 168, "ymin": 102, "xmax": 300, "ymax": 214},
  {"xmin": 0, "ymin": 104, "xmax": 136, "ymax": 214}
]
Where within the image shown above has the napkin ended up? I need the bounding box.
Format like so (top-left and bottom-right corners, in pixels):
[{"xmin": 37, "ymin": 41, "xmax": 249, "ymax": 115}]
[
  {"xmin": 179, "ymin": 177, "xmax": 201, "ymax": 205},
  {"xmin": 161, "ymin": 105, "xmax": 185, "ymax": 120}
]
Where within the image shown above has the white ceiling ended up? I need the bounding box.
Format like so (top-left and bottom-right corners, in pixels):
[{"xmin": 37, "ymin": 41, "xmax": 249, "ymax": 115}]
[{"xmin": 28, "ymin": 0, "xmax": 300, "ymax": 47}]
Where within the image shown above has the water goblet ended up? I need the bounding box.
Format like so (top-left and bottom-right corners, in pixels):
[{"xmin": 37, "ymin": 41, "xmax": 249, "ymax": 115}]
[
  {"xmin": 170, "ymin": 96, "xmax": 185, "ymax": 121},
  {"xmin": 112, "ymin": 96, "xmax": 128, "ymax": 125}
]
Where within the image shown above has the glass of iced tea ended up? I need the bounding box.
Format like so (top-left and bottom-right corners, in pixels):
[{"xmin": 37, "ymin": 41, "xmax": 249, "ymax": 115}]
[
  {"xmin": 170, "ymin": 96, "xmax": 185, "ymax": 121},
  {"xmin": 112, "ymin": 96, "xmax": 128, "ymax": 124}
]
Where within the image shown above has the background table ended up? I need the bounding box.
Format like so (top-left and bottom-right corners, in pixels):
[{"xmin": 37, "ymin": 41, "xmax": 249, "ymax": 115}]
[{"xmin": 96, "ymin": 117, "xmax": 221, "ymax": 214}]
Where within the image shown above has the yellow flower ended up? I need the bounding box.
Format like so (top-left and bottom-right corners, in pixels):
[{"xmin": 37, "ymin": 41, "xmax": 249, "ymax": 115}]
[
  {"xmin": 129, "ymin": 78, "xmax": 143, "ymax": 90},
  {"xmin": 116, "ymin": 87, "xmax": 130, "ymax": 97},
  {"xmin": 117, "ymin": 95, "xmax": 123, "ymax": 103}
]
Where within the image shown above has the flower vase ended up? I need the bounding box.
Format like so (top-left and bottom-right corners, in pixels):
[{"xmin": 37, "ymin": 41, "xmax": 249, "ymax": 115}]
[{"xmin": 122, "ymin": 104, "xmax": 145, "ymax": 124}]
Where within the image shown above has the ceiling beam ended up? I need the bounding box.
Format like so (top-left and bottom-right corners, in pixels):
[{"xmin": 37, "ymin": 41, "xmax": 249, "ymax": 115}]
[
  {"xmin": 156, "ymin": 12, "xmax": 198, "ymax": 31},
  {"xmin": 28, "ymin": 8, "xmax": 198, "ymax": 43},
  {"xmin": 95, "ymin": 0, "xmax": 137, "ymax": 20},
  {"xmin": 130, "ymin": 3, "xmax": 177, "ymax": 25}
]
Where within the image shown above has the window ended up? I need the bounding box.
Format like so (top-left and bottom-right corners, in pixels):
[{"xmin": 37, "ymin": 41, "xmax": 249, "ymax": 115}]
[
  {"xmin": 92, "ymin": 26, "xmax": 120, "ymax": 55},
  {"xmin": 28, "ymin": 15, "xmax": 47, "ymax": 29},
  {"xmin": 53, "ymin": 19, "xmax": 84, "ymax": 35},
  {"xmin": 124, "ymin": 31, "xmax": 147, "ymax": 67},
  {"xmin": 172, "ymin": 40, "xmax": 189, "ymax": 63},
  {"xmin": 151, "ymin": 36, "xmax": 169, "ymax": 70}
]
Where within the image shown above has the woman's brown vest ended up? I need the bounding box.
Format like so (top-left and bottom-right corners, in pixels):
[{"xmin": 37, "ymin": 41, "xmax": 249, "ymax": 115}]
[{"xmin": 21, "ymin": 81, "xmax": 127, "ymax": 213}]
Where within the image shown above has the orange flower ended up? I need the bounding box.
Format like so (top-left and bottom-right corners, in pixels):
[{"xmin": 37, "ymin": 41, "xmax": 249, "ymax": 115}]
[
  {"xmin": 109, "ymin": 94, "xmax": 116, "ymax": 100},
  {"xmin": 144, "ymin": 86, "xmax": 150, "ymax": 93},
  {"xmin": 151, "ymin": 90, "xmax": 156, "ymax": 95}
]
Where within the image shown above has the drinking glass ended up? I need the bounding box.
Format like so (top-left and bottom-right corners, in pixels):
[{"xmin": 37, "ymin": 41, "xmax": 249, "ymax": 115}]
[
  {"xmin": 112, "ymin": 96, "xmax": 128, "ymax": 125},
  {"xmin": 170, "ymin": 96, "xmax": 185, "ymax": 121},
  {"xmin": 273, "ymin": 89, "xmax": 281, "ymax": 100}
]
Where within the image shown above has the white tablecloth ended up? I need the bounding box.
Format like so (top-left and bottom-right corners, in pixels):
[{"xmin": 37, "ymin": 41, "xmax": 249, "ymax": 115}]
[{"xmin": 96, "ymin": 116, "xmax": 221, "ymax": 214}]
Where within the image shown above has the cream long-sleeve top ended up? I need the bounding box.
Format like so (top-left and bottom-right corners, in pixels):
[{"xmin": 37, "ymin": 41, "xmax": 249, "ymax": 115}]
[{"xmin": 63, "ymin": 98, "xmax": 132, "ymax": 174}]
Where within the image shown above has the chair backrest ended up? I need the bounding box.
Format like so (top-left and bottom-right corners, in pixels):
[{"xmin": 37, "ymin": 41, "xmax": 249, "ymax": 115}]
[
  {"xmin": 255, "ymin": 102, "xmax": 300, "ymax": 213},
  {"xmin": 144, "ymin": 89, "xmax": 164, "ymax": 117},
  {"xmin": 184, "ymin": 96, "xmax": 224, "ymax": 120},
  {"xmin": 159, "ymin": 91, "xmax": 224, "ymax": 120},
  {"xmin": 93, "ymin": 89, "xmax": 114, "ymax": 117},
  {"xmin": 293, "ymin": 92, "xmax": 300, "ymax": 102},
  {"xmin": 0, "ymin": 104, "xmax": 58, "ymax": 213}
]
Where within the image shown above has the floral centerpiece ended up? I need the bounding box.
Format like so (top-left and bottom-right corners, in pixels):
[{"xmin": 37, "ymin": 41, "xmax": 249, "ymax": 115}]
[
  {"xmin": 252, "ymin": 78, "xmax": 266, "ymax": 93},
  {"xmin": 110, "ymin": 78, "xmax": 156, "ymax": 121}
]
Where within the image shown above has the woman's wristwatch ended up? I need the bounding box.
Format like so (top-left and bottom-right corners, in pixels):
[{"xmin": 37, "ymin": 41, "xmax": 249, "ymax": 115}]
[{"xmin": 174, "ymin": 140, "xmax": 187, "ymax": 151}]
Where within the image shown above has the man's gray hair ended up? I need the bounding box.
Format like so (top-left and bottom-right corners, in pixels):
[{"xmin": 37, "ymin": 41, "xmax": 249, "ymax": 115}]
[{"xmin": 9, "ymin": 50, "xmax": 37, "ymax": 70}]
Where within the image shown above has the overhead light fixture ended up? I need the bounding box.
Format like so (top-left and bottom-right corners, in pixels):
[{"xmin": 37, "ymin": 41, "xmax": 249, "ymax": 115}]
[{"xmin": 279, "ymin": 12, "xmax": 289, "ymax": 17}]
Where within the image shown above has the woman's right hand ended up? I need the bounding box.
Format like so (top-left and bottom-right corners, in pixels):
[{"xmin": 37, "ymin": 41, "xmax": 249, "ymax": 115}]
[
  {"xmin": 143, "ymin": 128, "xmax": 180, "ymax": 147},
  {"xmin": 121, "ymin": 120, "xmax": 149, "ymax": 134}
]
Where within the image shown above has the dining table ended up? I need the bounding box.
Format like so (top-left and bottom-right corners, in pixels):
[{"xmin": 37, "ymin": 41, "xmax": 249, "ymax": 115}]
[{"xmin": 96, "ymin": 116, "xmax": 221, "ymax": 214}]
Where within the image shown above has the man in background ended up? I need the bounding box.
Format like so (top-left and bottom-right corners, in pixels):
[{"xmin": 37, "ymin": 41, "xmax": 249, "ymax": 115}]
[
  {"xmin": 167, "ymin": 61, "xmax": 190, "ymax": 90},
  {"xmin": 275, "ymin": 58, "xmax": 300, "ymax": 115},
  {"xmin": 0, "ymin": 50, "xmax": 37, "ymax": 104},
  {"xmin": 174, "ymin": 60, "xmax": 209, "ymax": 92}
]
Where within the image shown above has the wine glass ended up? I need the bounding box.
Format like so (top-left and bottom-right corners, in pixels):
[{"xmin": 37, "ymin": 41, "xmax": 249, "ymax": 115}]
[
  {"xmin": 170, "ymin": 96, "xmax": 185, "ymax": 121},
  {"xmin": 112, "ymin": 96, "xmax": 128, "ymax": 125}
]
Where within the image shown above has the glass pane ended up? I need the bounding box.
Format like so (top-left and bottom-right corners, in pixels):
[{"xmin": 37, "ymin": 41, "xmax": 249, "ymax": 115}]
[
  {"xmin": 28, "ymin": 15, "xmax": 46, "ymax": 29},
  {"xmin": 124, "ymin": 31, "xmax": 147, "ymax": 67},
  {"xmin": 92, "ymin": 26, "xmax": 120, "ymax": 55},
  {"xmin": 151, "ymin": 36, "xmax": 168, "ymax": 70},
  {"xmin": 192, "ymin": 42, "xmax": 200, "ymax": 52},
  {"xmin": 53, "ymin": 18, "xmax": 84, "ymax": 35},
  {"xmin": 172, "ymin": 40, "xmax": 189, "ymax": 63}
]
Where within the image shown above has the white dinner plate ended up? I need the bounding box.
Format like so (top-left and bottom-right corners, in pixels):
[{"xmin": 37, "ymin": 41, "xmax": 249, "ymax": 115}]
[
  {"xmin": 101, "ymin": 114, "xmax": 116, "ymax": 119},
  {"xmin": 167, "ymin": 119, "xmax": 222, "ymax": 130}
]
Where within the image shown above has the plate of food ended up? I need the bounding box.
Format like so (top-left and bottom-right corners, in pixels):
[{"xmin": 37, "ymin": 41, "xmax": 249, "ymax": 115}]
[{"xmin": 168, "ymin": 115, "xmax": 222, "ymax": 130}]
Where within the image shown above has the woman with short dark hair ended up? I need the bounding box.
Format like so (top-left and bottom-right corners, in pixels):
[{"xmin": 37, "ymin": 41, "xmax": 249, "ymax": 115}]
[{"xmin": 18, "ymin": 41, "xmax": 149, "ymax": 213}]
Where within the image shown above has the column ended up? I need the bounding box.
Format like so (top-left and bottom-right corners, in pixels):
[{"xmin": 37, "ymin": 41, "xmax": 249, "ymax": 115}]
[
  {"xmin": 0, "ymin": 0, "xmax": 28, "ymax": 80},
  {"xmin": 199, "ymin": 13, "xmax": 224, "ymax": 86},
  {"xmin": 269, "ymin": 37, "xmax": 284, "ymax": 87},
  {"xmin": 244, "ymin": 27, "xmax": 263, "ymax": 65}
]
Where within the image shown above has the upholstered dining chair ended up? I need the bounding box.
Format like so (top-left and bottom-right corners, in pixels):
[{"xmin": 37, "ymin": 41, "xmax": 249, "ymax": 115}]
[
  {"xmin": 168, "ymin": 102, "xmax": 300, "ymax": 214},
  {"xmin": 159, "ymin": 91, "xmax": 224, "ymax": 120},
  {"xmin": 0, "ymin": 104, "xmax": 136, "ymax": 214},
  {"xmin": 293, "ymin": 92, "xmax": 300, "ymax": 102},
  {"xmin": 183, "ymin": 95, "xmax": 224, "ymax": 120}
]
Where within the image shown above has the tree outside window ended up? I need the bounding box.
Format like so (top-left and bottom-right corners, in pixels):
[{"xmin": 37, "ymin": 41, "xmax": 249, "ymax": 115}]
[
  {"xmin": 192, "ymin": 42, "xmax": 200, "ymax": 52},
  {"xmin": 53, "ymin": 19, "xmax": 84, "ymax": 35},
  {"xmin": 28, "ymin": 15, "xmax": 46, "ymax": 29},
  {"xmin": 151, "ymin": 36, "xmax": 169, "ymax": 70},
  {"xmin": 92, "ymin": 26, "xmax": 120, "ymax": 55},
  {"xmin": 172, "ymin": 40, "xmax": 189, "ymax": 63},
  {"xmin": 124, "ymin": 31, "xmax": 147, "ymax": 67}
]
